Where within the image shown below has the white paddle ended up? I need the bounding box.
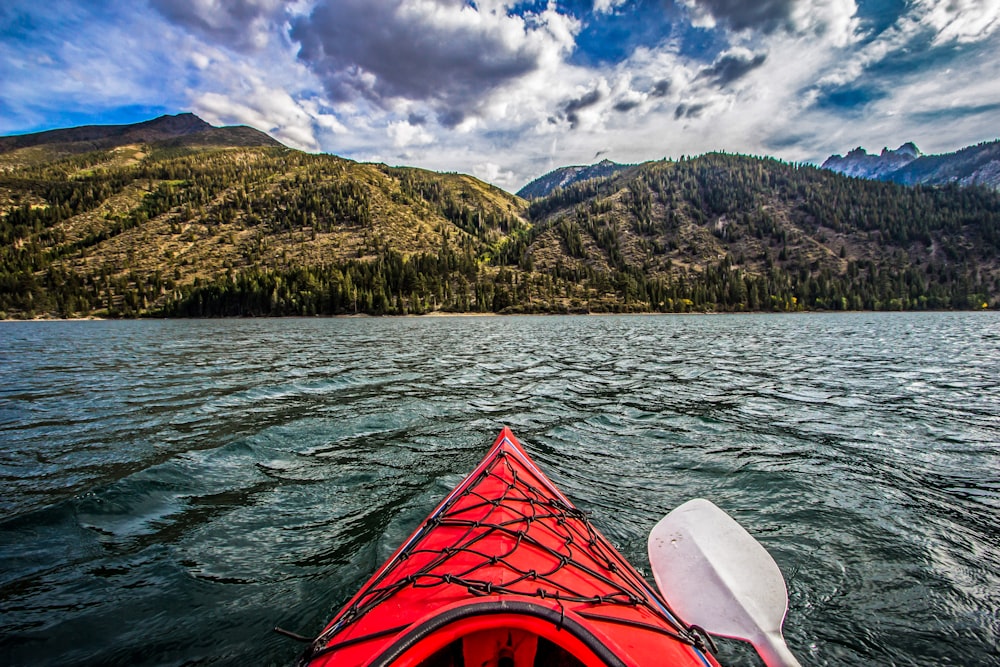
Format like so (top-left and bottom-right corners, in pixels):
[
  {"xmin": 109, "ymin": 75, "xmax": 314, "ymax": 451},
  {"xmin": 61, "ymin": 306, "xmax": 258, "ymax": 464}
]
[{"xmin": 648, "ymin": 498, "xmax": 802, "ymax": 667}]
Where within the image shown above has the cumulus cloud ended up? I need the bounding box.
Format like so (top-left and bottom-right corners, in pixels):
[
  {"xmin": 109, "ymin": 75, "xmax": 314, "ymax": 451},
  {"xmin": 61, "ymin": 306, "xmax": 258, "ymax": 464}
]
[
  {"xmin": 790, "ymin": 0, "xmax": 858, "ymax": 47},
  {"xmin": 593, "ymin": 0, "xmax": 629, "ymax": 13},
  {"xmin": 290, "ymin": 0, "xmax": 579, "ymax": 124},
  {"xmin": 301, "ymin": 98, "xmax": 348, "ymax": 134},
  {"xmin": 698, "ymin": 50, "xmax": 767, "ymax": 87},
  {"xmin": 808, "ymin": 0, "xmax": 992, "ymax": 103},
  {"xmin": 613, "ymin": 98, "xmax": 642, "ymax": 112},
  {"xmin": 650, "ymin": 79, "xmax": 672, "ymax": 97},
  {"xmin": 681, "ymin": 0, "xmax": 858, "ymax": 44},
  {"xmin": 150, "ymin": 0, "xmax": 287, "ymax": 51},
  {"xmin": 680, "ymin": 0, "xmax": 797, "ymax": 33},
  {"xmin": 5, "ymin": 0, "xmax": 998, "ymax": 193},
  {"xmin": 674, "ymin": 102, "xmax": 707, "ymax": 119},
  {"xmin": 914, "ymin": 0, "xmax": 1000, "ymax": 45},
  {"xmin": 191, "ymin": 63, "xmax": 326, "ymax": 152},
  {"xmin": 387, "ymin": 119, "xmax": 434, "ymax": 147},
  {"xmin": 474, "ymin": 161, "xmax": 516, "ymax": 187},
  {"xmin": 562, "ymin": 88, "xmax": 603, "ymax": 127}
]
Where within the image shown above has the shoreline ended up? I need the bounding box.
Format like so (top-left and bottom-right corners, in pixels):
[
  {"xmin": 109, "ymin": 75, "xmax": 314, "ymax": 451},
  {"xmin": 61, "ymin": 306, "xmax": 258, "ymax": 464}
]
[{"xmin": 1, "ymin": 308, "xmax": 992, "ymax": 322}]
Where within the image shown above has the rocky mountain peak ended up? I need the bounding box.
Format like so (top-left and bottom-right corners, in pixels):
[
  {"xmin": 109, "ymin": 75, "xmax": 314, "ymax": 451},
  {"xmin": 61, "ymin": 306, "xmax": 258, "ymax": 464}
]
[
  {"xmin": 823, "ymin": 138, "xmax": 999, "ymax": 190},
  {"xmin": 822, "ymin": 141, "xmax": 921, "ymax": 180},
  {"xmin": 516, "ymin": 159, "xmax": 632, "ymax": 199},
  {"xmin": 881, "ymin": 142, "xmax": 921, "ymax": 159}
]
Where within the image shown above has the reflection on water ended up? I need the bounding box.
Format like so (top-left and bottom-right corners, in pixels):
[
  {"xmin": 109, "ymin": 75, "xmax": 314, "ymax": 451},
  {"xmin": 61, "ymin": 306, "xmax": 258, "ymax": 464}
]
[{"xmin": 1, "ymin": 313, "xmax": 998, "ymax": 665}]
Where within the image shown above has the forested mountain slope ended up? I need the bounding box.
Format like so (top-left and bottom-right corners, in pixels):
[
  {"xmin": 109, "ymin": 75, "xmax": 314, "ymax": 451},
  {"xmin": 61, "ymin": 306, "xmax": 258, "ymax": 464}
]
[
  {"xmin": 516, "ymin": 159, "xmax": 634, "ymax": 200},
  {"xmin": 516, "ymin": 153, "xmax": 1000, "ymax": 312},
  {"xmin": 1, "ymin": 117, "xmax": 998, "ymax": 317},
  {"xmin": 0, "ymin": 135, "xmax": 527, "ymax": 317},
  {"xmin": 0, "ymin": 113, "xmax": 280, "ymax": 161}
]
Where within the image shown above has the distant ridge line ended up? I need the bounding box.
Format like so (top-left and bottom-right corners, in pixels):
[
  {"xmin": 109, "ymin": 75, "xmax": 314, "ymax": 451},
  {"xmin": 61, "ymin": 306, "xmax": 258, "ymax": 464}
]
[{"xmin": 0, "ymin": 113, "xmax": 281, "ymax": 154}]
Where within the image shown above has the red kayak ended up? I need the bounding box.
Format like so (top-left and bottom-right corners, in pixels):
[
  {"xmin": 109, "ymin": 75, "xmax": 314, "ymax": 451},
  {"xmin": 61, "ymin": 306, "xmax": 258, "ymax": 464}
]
[{"xmin": 298, "ymin": 427, "xmax": 719, "ymax": 667}]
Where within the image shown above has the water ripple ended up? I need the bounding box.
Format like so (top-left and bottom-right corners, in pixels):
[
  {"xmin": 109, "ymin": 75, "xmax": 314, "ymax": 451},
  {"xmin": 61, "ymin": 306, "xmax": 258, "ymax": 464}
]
[{"xmin": 1, "ymin": 313, "xmax": 998, "ymax": 666}]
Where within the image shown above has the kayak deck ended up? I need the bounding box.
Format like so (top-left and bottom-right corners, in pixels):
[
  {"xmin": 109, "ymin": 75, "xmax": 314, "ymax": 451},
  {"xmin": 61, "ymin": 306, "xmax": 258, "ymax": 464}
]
[{"xmin": 300, "ymin": 427, "xmax": 717, "ymax": 667}]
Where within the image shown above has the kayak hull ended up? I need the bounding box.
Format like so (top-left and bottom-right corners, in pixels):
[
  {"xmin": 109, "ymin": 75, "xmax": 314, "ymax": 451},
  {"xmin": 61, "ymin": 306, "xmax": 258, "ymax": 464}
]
[{"xmin": 300, "ymin": 427, "xmax": 717, "ymax": 667}]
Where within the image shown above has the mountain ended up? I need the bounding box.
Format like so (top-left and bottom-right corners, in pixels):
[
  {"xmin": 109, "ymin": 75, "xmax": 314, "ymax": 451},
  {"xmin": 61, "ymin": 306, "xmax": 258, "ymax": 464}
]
[
  {"xmin": 822, "ymin": 142, "xmax": 921, "ymax": 180},
  {"xmin": 890, "ymin": 140, "xmax": 1000, "ymax": 188},
  {"xmin": 0, "ymin": 113, "xmax": 213, "ymax": 153},
  {"xmin": 0, "ymin": 115, "xmax": 529, "ymax": 318},
  {"xmin": 519, "ymin": 153, "xmax": 999, "ymax": 312},
  {"xmin": 822, "ymin": 140, "xmax": 1000, "ymax": 189},
  {"xmin": 516, "ymin": 159, "xmax": 633, "ymax": 199},
  {"xmin": 0, "ymin": 113, "xmax": 280, "ymax": 167},
  {"xmin": 1, "ymin": 114, "xmax": 998, "ymax": 318}
]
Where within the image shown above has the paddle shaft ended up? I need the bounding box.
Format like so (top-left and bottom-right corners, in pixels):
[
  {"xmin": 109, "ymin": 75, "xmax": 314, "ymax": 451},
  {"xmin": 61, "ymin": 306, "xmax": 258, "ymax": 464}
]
[{"xmin": 756, "ymin": 630, "xmax": 803, "ymax": 667}]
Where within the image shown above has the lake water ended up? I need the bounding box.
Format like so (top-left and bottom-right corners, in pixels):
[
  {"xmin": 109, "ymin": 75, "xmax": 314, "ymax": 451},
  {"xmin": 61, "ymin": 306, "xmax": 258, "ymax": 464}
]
[{"xmin": 1, "ymin": 313, "xmax": 998, "ymax": 666}]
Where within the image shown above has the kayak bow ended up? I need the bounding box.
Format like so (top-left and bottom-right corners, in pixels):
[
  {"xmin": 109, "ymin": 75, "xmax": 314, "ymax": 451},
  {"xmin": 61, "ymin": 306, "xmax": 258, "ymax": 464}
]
[{"xmin": 299, "ymin": 427, "xmax": 718, "ymax": 667}]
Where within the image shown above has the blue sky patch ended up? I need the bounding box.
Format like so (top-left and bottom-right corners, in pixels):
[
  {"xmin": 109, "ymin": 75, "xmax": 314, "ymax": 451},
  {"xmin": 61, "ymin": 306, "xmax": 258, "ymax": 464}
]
[
  {"xmin": 814, "ymin": 85, "xmax": 888, "ymax": 112},
  {"xmin": 570, "ymin": 0, "xmax": 683, "ymax": 66}
]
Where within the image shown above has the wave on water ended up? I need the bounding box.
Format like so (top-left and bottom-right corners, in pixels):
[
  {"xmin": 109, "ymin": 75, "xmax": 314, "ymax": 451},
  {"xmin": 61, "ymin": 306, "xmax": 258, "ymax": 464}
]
[{"xmin": 1, "ymin": 313, "xmax": 998, "ymax": 666}]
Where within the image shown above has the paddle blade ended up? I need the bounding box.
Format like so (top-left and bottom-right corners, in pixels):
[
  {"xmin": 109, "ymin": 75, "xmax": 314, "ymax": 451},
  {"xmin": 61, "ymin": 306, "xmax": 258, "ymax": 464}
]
[{"xmin": 648, "ymin": 499, "xmax": 801, "ymax": 667}]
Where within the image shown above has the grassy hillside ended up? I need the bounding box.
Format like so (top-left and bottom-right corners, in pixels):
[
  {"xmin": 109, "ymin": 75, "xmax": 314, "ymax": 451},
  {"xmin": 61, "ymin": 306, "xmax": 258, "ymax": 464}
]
[{"xmin": 0, "ymin": 139, "xmax": 529, "ymax": 317}]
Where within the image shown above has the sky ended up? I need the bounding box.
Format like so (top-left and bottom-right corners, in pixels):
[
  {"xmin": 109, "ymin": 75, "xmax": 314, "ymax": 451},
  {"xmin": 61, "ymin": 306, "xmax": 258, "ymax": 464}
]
[{"xmin": 1, "ymin": 0, "xmax": 999, "ymax": 191}]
